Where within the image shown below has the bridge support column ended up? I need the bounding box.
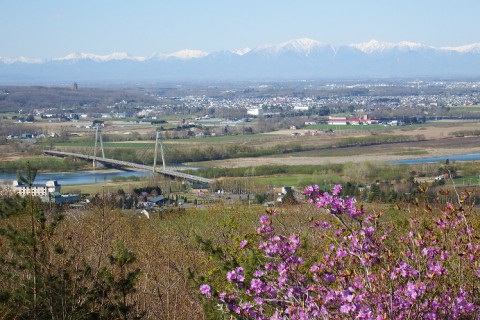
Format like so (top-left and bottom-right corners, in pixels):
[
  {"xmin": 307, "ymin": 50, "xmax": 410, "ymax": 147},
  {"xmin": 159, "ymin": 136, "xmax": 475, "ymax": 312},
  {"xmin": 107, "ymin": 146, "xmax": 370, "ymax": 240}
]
[
  {"xmin": 153, "ymin": 131, "xmax": 166, "ymax": 173},
  {"xmin": 93, "ymin": 126, "xmax": 105, "ymax": 168}
]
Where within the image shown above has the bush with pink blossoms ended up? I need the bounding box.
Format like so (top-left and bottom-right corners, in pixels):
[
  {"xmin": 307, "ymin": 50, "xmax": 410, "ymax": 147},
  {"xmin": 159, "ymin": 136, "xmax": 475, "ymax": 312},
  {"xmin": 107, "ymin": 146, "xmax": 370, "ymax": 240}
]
[{"xmin": 200, "ymin": 185, "xmax": 480, "ymax": 319}]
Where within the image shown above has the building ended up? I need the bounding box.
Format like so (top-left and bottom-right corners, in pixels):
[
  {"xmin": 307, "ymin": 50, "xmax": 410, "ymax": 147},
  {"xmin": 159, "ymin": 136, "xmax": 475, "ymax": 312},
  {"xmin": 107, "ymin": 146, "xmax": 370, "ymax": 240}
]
[
  {"xmin": 327, "ymin": 117, "xmax": 349, "ymax": 125},
  {"xmin": 247, "ymin": 108, "xmax": 264, "ymax": 116},
  {"xmin": 12, "ymin": 180, "xmax": 60, "ymax": 197},
  {"xmin": 273, "ymin": 186, "xmax": 292, "ymax": 203},
  {"xmin": 45, "ymin": 192, "xmax": 80, "ymax": 204},
  {"xmin": 293, "ymin": 105, "xmax": 309, "ymax": 112},
  {"xmin": 328, "ymin": 114, "xmax": 379, "ymax": 125},
  {"xmin": 148, "ymin": 195, "xmax": 166, "ymax": 206}
]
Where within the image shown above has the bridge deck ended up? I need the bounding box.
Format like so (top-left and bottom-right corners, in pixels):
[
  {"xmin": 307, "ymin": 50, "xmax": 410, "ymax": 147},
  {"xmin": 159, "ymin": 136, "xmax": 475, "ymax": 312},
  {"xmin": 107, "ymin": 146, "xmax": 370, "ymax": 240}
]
[{"xmin": 43, "ymin": 150, "xmax": 213, "ymax": 184}]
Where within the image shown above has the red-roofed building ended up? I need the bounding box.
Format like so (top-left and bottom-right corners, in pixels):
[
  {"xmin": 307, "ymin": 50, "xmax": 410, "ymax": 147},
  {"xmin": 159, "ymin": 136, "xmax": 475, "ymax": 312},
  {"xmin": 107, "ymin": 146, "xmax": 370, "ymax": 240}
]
[{"xmin": 328, "ymin": 114, "xmax": 379, "ymax": 125}]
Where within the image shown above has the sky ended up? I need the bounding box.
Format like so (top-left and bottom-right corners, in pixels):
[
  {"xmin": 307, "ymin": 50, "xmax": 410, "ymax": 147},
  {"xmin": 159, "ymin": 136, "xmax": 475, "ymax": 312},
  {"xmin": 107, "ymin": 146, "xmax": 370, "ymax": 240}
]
[{"xmin": 1, "ymin": 0, "xmax": 480, "ymax": 58}]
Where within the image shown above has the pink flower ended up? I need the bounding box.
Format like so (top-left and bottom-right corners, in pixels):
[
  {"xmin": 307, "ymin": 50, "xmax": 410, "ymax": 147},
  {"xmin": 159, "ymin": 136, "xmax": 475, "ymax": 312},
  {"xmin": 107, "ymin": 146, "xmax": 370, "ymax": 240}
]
[
  {"xmin": 239, "ymin": 240, "xmax": 248, "ymax": 248},
  {"xmin": 332, "ymin": 184, "xmax": 343, "ymax": 196},
  {"xmin": 324, "ymin": 273, "xmax": 336, "ymax": 283},
  {"xmin": 199, "ymin": 284, "xmax": 211, "ymax": 298}
]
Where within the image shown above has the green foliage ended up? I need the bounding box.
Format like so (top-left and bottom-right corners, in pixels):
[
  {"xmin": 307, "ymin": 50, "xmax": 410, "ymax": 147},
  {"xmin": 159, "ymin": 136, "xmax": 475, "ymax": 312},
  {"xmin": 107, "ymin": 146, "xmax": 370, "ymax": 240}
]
[
  {"xmin": 333, "ymin": 134, "xmax": 426, "ymax": 148},
  {"xmin": 16, "ymin": 160, "xmax": 37, "ymax": 187},
  {"xmin": 196, "ymin": 163, "xmax": 344, "ymax": 179},
  {"xmin": 282, "ymin": 188, "xmax": 298, "ymax": 205},
  {"xmin": 111, "ymin": 175, "xmax": 143, "ymax": 182},
  {"xmin": 132, "ymin": 186, "xmax": 162, "ymax": 196},
  {"xmin": 0, "ymin": 200, "xmax": 62, "ymax": 318},
  {"xmin": 255, "ymin": 193, "xmax": 269, "ymax": 204},
  {"xmin": 194, "ymin": 214, "xmax": 262, "ymax": 319},
  {"xmin": 0, "ymin": 156, "xmax": 89, "ymax": 172},
  {"xmin": 94, "ymin": 242, "xmax": 143, "ymax": 320},
  {"xmin": 0, "ymin": 194, "xmax": 27, "ymax": 218},
  {"xmin": 0, "ymin": 191, "xmax": 144, "ymax": 319}
]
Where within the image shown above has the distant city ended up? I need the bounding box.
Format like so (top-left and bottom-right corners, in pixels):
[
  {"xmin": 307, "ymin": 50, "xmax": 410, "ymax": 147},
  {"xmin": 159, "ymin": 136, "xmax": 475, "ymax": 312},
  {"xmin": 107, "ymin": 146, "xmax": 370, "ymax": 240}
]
[{"xmin": 2, "ymin": 80, "xmax": 479, "ymax": 143}]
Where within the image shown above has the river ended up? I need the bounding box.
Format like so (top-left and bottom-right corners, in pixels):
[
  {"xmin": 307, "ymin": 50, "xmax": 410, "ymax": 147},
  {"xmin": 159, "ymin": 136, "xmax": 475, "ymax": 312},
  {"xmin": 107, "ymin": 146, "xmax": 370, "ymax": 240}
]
[
  {"xmin": 393, "ymin": 153, "xmax": 480, "ymax": 165},
  {"xmin": 0, "ymin": 169, "xmax": 152, "ymax": 185}
]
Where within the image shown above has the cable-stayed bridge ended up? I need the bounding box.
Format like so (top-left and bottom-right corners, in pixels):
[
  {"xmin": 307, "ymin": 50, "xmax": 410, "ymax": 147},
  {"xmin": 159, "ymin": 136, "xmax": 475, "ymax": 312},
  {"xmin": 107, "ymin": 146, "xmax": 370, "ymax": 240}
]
[
  {"xmin": 43, "ymin": 128, "xmax": 213, "ymax": 185},
  {"xmin": 43, "ymin": 149, "xmax": 212, "ymax": 184}
]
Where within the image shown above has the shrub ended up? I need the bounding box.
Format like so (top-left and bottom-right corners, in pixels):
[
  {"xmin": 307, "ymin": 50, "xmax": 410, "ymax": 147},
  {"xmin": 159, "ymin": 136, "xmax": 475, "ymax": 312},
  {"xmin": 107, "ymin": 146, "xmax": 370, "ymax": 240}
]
[{"xmin": 200, "ymin": 185, "xmax": 480, "ymax": 319}]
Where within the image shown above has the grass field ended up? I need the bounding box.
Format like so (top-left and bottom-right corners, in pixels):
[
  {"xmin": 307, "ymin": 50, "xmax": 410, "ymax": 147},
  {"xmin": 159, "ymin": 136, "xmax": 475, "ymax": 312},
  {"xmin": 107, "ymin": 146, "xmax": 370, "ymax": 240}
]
[
  {"xmin": 244, "ymin": 174, "xmax": 343, "ymax": 188},
  {"xmin": 304, "ymin": 123, "xmax": 391, "ymax": 131}
]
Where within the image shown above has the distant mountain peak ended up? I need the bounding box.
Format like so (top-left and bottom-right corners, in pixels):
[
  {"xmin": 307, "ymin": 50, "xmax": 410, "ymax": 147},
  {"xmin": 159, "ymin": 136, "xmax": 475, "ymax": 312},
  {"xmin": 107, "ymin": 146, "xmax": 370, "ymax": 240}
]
[
  {"xmin": 0, "ymin": 56, "xmax": 43, "ymax": 64},
  {"xmin": 164, "ymin": 49, "xmax": 209, "ymax": 59},
  {"xmin": 252, "ymin": 37, "xmax": 327, "ymax": 55},
  {"xmin": 234, "ymin": 47, "xmax": 252, "ymax": 56},
  {"xmin": 350, "ymin": 39, "xmax": 426, "ymax": 53},
  {"xmin": 279, "ymin": 38, "xmax": 324, "ymax": 51},
  {"xmin": 53, "ymin": 52, "xmax": 145, "ymax": 62},
  {"xmin": 441, "ymin": 43, "xmax": 480, "ymax": 53}
]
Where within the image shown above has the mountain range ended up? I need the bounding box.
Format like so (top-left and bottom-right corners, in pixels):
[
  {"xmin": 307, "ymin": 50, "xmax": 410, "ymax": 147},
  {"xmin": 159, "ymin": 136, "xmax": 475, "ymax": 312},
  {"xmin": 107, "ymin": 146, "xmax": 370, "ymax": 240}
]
[{"xmin": 2, "ymin": 38, "xmax": 480, "ymax": 84}]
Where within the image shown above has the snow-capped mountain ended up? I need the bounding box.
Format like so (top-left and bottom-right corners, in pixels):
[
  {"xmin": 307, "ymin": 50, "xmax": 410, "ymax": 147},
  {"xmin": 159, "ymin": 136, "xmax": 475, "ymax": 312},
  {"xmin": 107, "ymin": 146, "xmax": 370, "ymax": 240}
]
[
  {"xmin": 440, "ymin": 43, "xmax": 480, "ymax": 53},
  {"xmin": 234, "ymin": 48, "xmax": 252, "ymax": 56},
  {"xmin": 162, "ymin": 49, "xmax": 209, "ymax": 59},
  {"xmin": 349, "ymin": 40, "xmax": 428, "ymax": 53},
  {"xmin": 2, "ymin": 38, "xmax": 480, "ymax": 83},
  {"xmin": 0, "ymin": 56, "xmax": 43, "ymax": 65},
  {"xmin": 52, "ymin": 52, "xmax": 146, "ymax": 62},
  {"xmin": 253, "ymin": 38, "xmax": 328, "ymax": 55}
]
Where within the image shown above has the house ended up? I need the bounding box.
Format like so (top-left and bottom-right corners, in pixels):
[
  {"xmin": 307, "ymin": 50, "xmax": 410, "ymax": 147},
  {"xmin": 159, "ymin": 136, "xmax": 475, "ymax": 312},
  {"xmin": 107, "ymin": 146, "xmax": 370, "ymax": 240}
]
[
  {"xmin": 435, "ymin": 173, "xmax": 449, "ymax": 181},
  {"xmin": 273, "ymin": 186, "xmax": 292, "ymax": 203},
  {"xmin": 192, "ymin": 183, "xmax": 209, "ymax": 195},
  {"xmin": 148, "ymin": 195, "xmax": 166, "ymax": 206},
  {"xmin": 92, "ymin": 120, "xmax": 105, "ymax": 127},
  {"xmin": 12, "ymin": 180, "xmax": 60, "ymax": 197}
]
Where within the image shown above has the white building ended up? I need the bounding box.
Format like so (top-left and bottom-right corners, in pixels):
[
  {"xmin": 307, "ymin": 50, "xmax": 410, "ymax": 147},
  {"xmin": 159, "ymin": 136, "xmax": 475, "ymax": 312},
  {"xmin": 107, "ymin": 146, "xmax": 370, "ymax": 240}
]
[
  {"xmin": 12, "ymin": 180, "xmax": 60, "ymax": 197},
  {"xmin": 293, "ymin": 105, "xmax": 309, "ymax": 111},
  {"xmin": 247, "ymin": 108, "xmax": 264, "ymax": 116}
]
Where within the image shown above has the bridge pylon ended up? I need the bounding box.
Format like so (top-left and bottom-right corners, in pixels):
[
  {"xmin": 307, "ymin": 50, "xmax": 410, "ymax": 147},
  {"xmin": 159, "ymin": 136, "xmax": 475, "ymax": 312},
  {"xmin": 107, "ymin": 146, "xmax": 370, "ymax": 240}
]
[
  {"xmin": 93, "ymin": 126, "xmax": 105, "ymax": 168},
  {"xmin": 153, "ymin": 131, "xmax": 166, "ymax": 173}
]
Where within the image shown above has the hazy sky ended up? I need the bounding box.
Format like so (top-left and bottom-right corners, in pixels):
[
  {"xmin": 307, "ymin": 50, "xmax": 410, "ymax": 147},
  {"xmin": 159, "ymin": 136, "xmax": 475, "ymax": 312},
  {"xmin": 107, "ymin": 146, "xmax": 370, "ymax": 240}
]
[{"xmin": 2, "ymin": 0, "xmax": 480, "ymax": 58}]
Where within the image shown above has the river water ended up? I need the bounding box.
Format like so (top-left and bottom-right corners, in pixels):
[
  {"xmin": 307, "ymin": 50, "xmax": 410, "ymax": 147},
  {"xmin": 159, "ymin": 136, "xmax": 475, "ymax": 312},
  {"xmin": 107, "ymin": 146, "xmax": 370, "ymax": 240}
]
[
  {"xmin": 394, "ymin": 153, "xmax": 480, "ymax": 165},
  {"xmin": 2, "ymin": 153, "xmax": 478, "ymax": 185},
  {"xmin": 0, "ymin": 169, "xmax": 152, "ymax": 185}
]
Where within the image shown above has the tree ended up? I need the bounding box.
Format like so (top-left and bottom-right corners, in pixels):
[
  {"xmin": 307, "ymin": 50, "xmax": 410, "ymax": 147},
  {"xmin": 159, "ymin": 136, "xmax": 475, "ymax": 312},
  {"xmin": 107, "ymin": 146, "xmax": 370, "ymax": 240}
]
[
  {"xmin": 282, "ymin": 188, "xmax": 298, "ymax": 205},
  {"xmin": 94, "ymin": 242, "xmax": 143, "ymax": 320},
  {"xmin": 16, "ymin": 161, "xmax": 41, "ymax": 319}
]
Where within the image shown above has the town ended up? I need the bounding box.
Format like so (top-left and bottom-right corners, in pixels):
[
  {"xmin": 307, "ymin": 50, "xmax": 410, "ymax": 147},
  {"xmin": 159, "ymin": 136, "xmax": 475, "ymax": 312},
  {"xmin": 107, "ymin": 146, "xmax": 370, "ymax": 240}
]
[{"xmin": 2, "ymin": 80, "xmax": 480, "ymax": 141}]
